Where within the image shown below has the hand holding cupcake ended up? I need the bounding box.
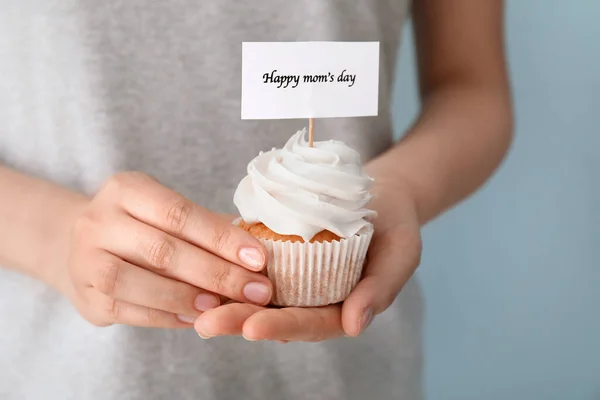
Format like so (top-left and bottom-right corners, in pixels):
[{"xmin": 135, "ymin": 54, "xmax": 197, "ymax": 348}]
[{"xmin": 194, "ymin": 128, "xmax": 422, "ymax": 341}]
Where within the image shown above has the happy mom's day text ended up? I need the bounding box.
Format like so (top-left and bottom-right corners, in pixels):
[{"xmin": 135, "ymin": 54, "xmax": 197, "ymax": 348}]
[{"xmin": 262, "ymin": 69, "xmax": 357, "ymax": 89}]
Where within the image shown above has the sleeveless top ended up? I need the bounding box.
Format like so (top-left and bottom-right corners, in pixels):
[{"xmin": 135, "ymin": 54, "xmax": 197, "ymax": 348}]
[{"xmin": 0, "ymin": 1, "xmax": 423, "ymax": 399}]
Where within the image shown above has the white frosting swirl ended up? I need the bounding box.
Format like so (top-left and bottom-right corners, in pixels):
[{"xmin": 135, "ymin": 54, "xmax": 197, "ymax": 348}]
[{"xmin": 234, "ymin": 128, "xmax": 377, "ymax": 241}]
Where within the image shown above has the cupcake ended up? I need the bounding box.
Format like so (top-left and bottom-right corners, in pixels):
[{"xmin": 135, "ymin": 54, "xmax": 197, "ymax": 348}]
[{"xmin": 233, "ymin": 128, "xmax": 376, "ymax": 307}]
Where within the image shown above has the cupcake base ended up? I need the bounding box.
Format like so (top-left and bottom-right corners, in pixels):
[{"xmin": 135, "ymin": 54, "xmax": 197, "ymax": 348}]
[
  {"xmin": 238, "ymin": 221, "xmax": 341, "ymax": 243},
  {"xmin": 235, "ymin": 218, "xmax": 373, "ymax": 307}
]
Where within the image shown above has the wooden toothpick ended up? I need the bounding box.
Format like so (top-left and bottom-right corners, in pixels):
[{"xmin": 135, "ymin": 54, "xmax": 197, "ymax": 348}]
[{"xmin": 309, "ymin": 118, "xmax": 314, "ymax": 147}]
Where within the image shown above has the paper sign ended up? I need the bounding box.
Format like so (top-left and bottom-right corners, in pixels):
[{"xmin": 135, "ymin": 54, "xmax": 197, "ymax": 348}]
[{"xmin": 241, "ymin": 42, "xmax": 379, "ymax": 120}]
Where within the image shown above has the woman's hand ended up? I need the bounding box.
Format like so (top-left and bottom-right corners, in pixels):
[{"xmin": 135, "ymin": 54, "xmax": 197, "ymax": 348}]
[
  {"xmin": 58, "ymin": 172, "xmax": 273, "ymax": 328},
  {"xmin": 193, "ymin": 190, "xmax": 422, "ymax": 341}
]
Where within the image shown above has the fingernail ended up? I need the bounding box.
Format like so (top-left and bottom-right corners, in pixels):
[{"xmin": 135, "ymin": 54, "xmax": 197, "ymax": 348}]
[
  {"xmin": 196, "ymin": 322, "xmax": 213, "ymax": 339},
  {"xmin": 243, "ymin": 335, "xmax": 259, "ymax": 342},
  {"xmin": 243, "ymin": 282, "xmax": 271, "ymax": 304},
  {"xmin": 194, "ymin": 294, "xmax": 220, "ymax": 312},
  {"xmin": 239, "ymin": 247, "xmax": 265, "ymax": 270},
  {"xmin": 198, "ymin": 331, "xmax": 212, "ymax": 340},
  {"xmin": 177, "ymin": 314, "xmax": 196, "ymax": 324},
  {"xmin": 359, "ymin": 308, "xmax": 374, "ymax": 334}
]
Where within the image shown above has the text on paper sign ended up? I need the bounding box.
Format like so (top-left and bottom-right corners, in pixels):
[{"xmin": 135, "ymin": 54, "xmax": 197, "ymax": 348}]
[{"xmin": 262, "ymin": 69, "xmax": 357, "ymax": 89}]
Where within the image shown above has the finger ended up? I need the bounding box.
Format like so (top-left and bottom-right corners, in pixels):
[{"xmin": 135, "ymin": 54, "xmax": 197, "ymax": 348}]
[
  {"xmin": 194, "ymin": 303, "xmax": 265, "ymax": 339},
  {"xmin": 215, "ymin": 213, "xmax": 237, "ymax": 223},
  {"xmin": 89, "ymin": 250, "xmax": 219, "ymax": 319},
  {"xmin": 242, "ymin": 306, "xmax": 344, "ymax": 342},
  {"xmin": 99, "ymin": 215, "xmax": 273, "ymax": 305},
  {"xmin": 110, "ymin": 300, "xmax": 191, "ymax": 328},
  {"xmin": 104, "ymin": 172, "xmax": 267, "ymax": 271},
  {"xmin": 342, "ymin": 227, "xmax": 421, "ymax": 337},
  {"xmin": 88, "ymin": 291, "xmax": 192, "ymax": 328}
]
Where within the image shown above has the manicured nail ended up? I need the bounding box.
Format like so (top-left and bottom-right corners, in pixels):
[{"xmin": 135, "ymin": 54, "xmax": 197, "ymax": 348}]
[
  {"xmin": 243, "ymin": 282, "xmax": 271, "ymax": 304},
  {"xmin": 177, "ymin": 314, "xmax": 196, "ymax": 324},
  {"xmin": 239, "ymin": 247, "xmax": 265, "ymax": 270},
  {"xmin": 194, "ymin": 293, "xmax": 220, "ymax": 312},
  {"xmin": 359, "ymin": 308, "xmax": 374, "ymax": 335},
  {"xmin": 195, "ymin": 321, "xmax": 213, "ymax": 339},
  {"xmin": 198, "ymin": 331, "xmax": 212, "ymax": 340},
  {"xmin": 243, "ymin": 335, "xmax": 259, "ymax": 342}
]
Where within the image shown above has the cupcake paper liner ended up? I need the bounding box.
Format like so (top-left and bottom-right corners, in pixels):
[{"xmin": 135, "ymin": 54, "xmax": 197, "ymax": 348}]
[{"xmin": 234, "ymin": 218, "xmax": 373, "ymax": 307}]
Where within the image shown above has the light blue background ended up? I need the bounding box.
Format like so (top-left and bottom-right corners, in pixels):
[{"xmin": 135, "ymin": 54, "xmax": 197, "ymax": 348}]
[{"xmin": 392, "ymin": 1, "xmax": 600, "ymax": 399}]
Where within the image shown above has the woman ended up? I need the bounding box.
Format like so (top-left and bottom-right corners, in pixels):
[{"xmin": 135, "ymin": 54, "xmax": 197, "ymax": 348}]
[{"xmin": 0, "ymin": 1, "xmax": 512, "ymax": 399}]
